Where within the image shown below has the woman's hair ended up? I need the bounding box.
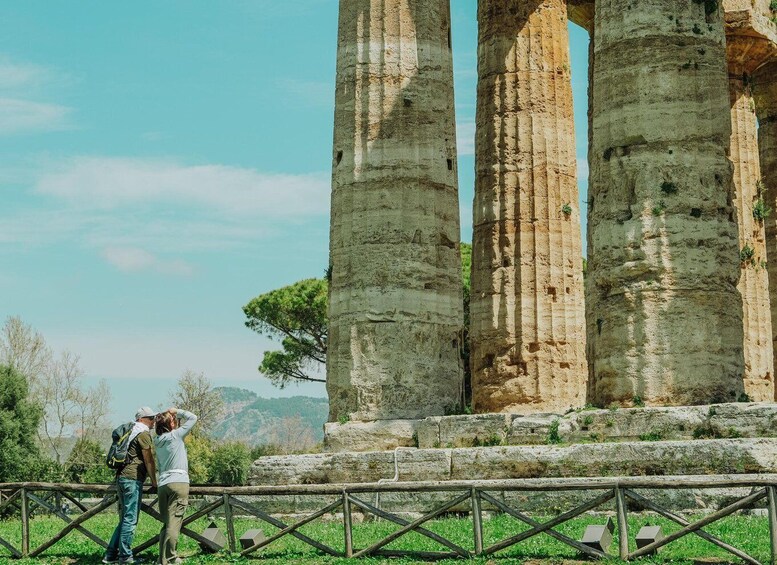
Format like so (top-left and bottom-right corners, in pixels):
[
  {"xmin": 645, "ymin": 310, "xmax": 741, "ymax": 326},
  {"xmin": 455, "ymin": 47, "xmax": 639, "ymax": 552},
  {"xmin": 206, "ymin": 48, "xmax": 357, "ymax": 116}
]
[{"xmin": 155, "ymin": 411, "xmax": 176, "ymax": 435}]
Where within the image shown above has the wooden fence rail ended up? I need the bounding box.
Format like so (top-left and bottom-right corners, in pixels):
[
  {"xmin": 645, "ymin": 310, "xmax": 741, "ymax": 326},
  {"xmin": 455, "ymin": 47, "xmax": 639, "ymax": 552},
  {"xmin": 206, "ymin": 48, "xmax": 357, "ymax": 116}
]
[{"xmin": 0, "ymin": 474, "xmax": 775, "ymax": 562}]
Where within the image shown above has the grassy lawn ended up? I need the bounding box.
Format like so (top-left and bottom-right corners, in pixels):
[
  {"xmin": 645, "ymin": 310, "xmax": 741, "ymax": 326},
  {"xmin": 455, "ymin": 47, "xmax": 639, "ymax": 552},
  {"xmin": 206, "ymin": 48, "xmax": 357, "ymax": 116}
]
[{"xmin": 0, "ymin": 508, "xmax": 770, "ymax": 565}]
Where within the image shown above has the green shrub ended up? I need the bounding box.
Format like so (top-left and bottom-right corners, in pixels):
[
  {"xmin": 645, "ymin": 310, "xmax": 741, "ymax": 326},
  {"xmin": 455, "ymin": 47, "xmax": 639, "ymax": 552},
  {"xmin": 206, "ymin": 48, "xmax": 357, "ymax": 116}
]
[
  {"xmin": 209, "ymin": 441, "xmax": 252, "ymax": 486},
  {"xmin": 562, "ymin": 203, "xmax": 573, "ymax": 216}
]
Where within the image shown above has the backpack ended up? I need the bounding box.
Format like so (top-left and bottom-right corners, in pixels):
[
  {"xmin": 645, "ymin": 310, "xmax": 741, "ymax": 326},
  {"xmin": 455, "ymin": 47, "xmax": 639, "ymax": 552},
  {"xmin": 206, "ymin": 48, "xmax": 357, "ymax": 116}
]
[{"xmin": 106, "ymin": 422, "xmax": 136, "ymax": 470}]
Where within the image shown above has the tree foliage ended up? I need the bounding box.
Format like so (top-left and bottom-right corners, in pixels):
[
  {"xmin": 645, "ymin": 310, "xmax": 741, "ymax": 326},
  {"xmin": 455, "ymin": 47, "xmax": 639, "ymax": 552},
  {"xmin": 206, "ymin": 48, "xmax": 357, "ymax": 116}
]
[
  {"xmin": 0, "ymin": 316, "xmax": 51, "ymax": 388},
  {"xmin": 0, "ymin": 365, "xmax": 47, "ymax": 482},
  {"xmin": 0, "ymin": 317, "xmax": 110, "ymax": 466},
  {"xmin": 243, "ymin": 278, "xmax": 327, "ymax": 387},
  {"xmin": 169, "ymin": 370, "xmax": 225, "ymax": 438},
  {"xmin": 65, "ymin": 438, "xmax": 114, "ymax": 484},
  {"xmin": 243, "ymin": 252, "xmax": 478, "ymax": 389}
]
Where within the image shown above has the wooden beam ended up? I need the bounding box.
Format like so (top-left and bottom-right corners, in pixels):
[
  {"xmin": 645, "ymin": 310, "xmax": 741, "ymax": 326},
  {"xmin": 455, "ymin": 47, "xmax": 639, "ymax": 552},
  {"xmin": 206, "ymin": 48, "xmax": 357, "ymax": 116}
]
[
  {"xmin": 240, "ymin": 498, "xmax": 343, "ymax": 557},
  {"xmin": 29, "ymin": 495, "xmax": 117, "ymax": 558},
  {"xmin": 229, "ymin": 497, "xmax": 342, "ymax": 557},
  {"xmin": 615, "ymin": 487, "xmax": 629, "ymax": 559},
  {"xmin": 479, "ymin": 491, "xmax": 609, "ymax": 560},
  {"xmin": 1, "ymin": 474, "xmax": 776, "ymax": 496},
  {"xmin": 343, "ymin": 491, "xmax": 353, "ymax": 558},
  {"xmin": 352, "ymin": 491, "xmax": 471, "ymax": 558},
  {"xmin": 348, "ymin": 494, "xmax": 469, "ymax": 557},
  {"xmin": 768, "ymin": 486, "xmax": 777, "ymax": 565},
  {"xmin": 20, "ymin": 488, "xmax": 29, "ymax": 557},
  {"xmin": 629, "ymin": 489, "xmax": 767, "ymax": 559},
  {"xmin": 26, "ymin": 492, "xmax": 108, "ymax": 549},
  {"xmin": 472, "ymin": 488, "xmax": 483, "ymax": 556},
  {"xmin": 483, "ymin": 489, "xmax": 615, "ymax": 556},
  {"xmin": 624, "ymin": 489, "xmax": 760, "ymax": 565},
  {"xmin": 132, "ymin": 498, "xmax": 224, "ymax": 554}
]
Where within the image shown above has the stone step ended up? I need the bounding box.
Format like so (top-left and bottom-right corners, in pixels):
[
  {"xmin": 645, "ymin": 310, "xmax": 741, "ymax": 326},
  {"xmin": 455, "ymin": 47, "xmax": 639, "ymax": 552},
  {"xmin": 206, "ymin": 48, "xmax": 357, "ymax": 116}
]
[
  {"xmin": 252, "ymin": 437, "xmax": 777, "ymax": 485},
  {"xmin": 249, "ymin": 438, "xmax": 777, "ymax": 516},
  {"xmin": 323, "ymin": 402, "xmax": 777, "ymax": 452}
]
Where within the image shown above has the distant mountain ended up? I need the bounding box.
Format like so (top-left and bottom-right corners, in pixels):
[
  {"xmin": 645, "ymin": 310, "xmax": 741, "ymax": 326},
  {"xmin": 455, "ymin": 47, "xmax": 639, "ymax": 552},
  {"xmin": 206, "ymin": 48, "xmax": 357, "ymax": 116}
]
[{"xmin": 210, "ymin": 387, "xmax": 329, "ymax": 447}]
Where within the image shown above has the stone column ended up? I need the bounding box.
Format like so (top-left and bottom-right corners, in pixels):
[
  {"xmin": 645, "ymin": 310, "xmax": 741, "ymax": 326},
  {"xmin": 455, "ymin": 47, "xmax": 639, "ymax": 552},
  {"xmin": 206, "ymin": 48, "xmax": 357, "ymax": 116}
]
[
  {"xmin": 471, "ymin": 0, "xmax": 587, "ymax": 414},
  {"xmin": 327, "ymin": 0, "xmax": 464, "ymax": 422},
  {"xmin": 726, "ymin": 6, "xmax": 777, "ymax": 401},
  {"xmin": 587, "ymin": 0, "xmax": 745, "ymax": 406},
  {"xmin": 755, "ymin": 61, "xmax": 777, "ymax": 401}
]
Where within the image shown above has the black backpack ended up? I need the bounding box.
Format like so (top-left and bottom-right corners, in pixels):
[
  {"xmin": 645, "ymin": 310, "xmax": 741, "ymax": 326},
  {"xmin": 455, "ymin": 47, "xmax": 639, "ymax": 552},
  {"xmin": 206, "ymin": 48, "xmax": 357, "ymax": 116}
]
[{"xmin": 106, "ymin": 422, "xmax": 135, "ymax": 470}]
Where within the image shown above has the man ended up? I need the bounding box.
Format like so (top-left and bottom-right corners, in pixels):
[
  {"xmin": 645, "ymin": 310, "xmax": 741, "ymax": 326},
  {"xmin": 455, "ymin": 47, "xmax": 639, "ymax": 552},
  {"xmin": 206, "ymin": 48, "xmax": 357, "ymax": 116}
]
[{"xmin": 104, "ymin": 407, "xmax": 158, "ymax": 565}]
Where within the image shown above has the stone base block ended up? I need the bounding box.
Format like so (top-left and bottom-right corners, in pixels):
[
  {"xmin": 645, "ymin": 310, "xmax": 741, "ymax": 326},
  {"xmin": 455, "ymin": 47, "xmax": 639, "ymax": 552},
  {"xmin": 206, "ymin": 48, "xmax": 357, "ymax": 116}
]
[
  {"xmin": 323, "ymin": 403, "xmax": 777, "ymax": 452},
  {"xmin": 249, "ymin": 438, "xmax": 776, "ymax": 515}
]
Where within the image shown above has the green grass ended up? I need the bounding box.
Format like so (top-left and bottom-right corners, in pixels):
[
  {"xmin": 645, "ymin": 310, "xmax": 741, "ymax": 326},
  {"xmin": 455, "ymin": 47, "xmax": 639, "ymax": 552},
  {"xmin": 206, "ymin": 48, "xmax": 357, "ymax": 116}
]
[{"xmin": 0, "ymin": 507, "xmax": 770, "ymax": 564}]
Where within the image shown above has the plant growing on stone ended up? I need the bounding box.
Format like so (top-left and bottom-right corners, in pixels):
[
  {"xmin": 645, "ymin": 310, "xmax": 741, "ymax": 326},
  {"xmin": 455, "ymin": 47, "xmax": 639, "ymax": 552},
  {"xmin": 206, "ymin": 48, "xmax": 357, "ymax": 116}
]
[
  {"xmin": 562, "ymin": 203, "xmax": 573, "ymax": 216},
  {"xmin": 652, "ymin": 200, "xmax": 667, "ymax": 216},
  {"xmin": 547, "ymin": 419, "xmax": 562, "ymax": 445},
  {"xmin": 740, "ymin": 244, "xmax": 756, "ymax": 266},
  {"xmin": 771, "ymin": 0, "xmax": 777, "ymax": 12},
  {"xmin": 639, "ymin": 430, "xmax": 663, "ymax": 441},
  {"xmin": 632, "ymin": 395, "xmax": 645, "ymax": 408},
  {"xmin": 753, "ymin": 199, "xmax": 771, "ymax": 222}
]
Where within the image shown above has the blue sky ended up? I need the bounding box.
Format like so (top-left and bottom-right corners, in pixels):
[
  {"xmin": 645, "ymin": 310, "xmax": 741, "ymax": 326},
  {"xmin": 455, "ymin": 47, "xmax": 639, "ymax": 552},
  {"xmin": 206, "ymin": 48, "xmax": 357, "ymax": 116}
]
[{"xmin": 0, "ymin": 1, "xmax": 590, "ymax": 424}]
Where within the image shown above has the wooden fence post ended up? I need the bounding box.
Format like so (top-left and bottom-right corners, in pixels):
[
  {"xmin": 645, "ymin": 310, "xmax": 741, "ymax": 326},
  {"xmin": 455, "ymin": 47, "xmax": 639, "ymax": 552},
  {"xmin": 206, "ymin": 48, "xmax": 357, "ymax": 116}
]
[
  {"xmin": 615, "ymin": 487, "xmax": 628, "ymax": 560},
  {"xmin": 223, "ymin": 494, "xmax": 236, "ymax": 552},
  {"xmin": 343, "ymin": 491, "xmax": 353, "ymax": 558},
  {"xmin": 768, "ymin": 485, "xmax": 777, "ymax": 565},
  {"xmin": 20, "ymin": 488, "xmax": 29, "ymax": 557},
  {"xmin": 472, "ymin": 488, "xmax": 483, "ymax": 556}
]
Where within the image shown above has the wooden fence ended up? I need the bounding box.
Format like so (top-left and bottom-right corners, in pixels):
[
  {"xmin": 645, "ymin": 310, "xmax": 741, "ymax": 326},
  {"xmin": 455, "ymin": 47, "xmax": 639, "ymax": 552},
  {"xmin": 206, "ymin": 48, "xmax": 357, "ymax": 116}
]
[{"xmin": 0, "ymin": 474, "xmax": 776, "ymax": 562}]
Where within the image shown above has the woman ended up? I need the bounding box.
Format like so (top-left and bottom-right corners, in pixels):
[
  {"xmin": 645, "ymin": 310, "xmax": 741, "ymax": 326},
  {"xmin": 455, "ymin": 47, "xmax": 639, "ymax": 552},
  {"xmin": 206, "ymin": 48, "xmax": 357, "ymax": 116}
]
[{"xmin": 153, "ymin": 407, "xmax": 198, "ymax": 565}]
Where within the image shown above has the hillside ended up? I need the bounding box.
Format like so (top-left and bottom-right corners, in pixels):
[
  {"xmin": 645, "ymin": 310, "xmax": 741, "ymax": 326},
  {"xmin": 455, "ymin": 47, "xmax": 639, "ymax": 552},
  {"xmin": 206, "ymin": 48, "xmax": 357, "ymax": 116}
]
[{"xmin": 210, "ymin": 387, "xmax": 329, "ymax": 447}]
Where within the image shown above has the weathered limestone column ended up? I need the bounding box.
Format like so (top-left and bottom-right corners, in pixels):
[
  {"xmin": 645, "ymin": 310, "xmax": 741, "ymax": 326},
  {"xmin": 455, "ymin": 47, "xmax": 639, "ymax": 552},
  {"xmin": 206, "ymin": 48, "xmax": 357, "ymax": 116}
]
[
  {"xmin": 327, "ymin": 0, "xmax": 464, "ymax": 422},
  {"xmin": 755, "ymin": 61, "xmax": 777, "ymax": 401},
  {"xmin": 587, "ymin": 0, "xmax": 745, "ymax": 406},
  {"xmin": 471, "ymin": 0, "xmax": 587, "ymax": 414},
  {"xmin": 725, "ymin": 0, "xmax": 777, "ymax": 401}
]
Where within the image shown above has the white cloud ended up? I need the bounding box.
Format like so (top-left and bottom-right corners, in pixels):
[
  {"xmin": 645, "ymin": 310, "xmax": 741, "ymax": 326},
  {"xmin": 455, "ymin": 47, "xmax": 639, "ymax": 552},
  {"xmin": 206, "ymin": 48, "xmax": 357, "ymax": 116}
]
[
  {"xmin": 101, "ymin": 246, "xmax": 195, "ymax": 276},
  {"xmin": 457, "ymin": 119, "xmax": 475, "ymax": 157},
  {"xmin": 0, "ymin": 59, "xmax": 47, "ymax": 90},
  {"xmin": 0, "ymin": 56, "xmax": 73, "ymax": 134},
  {"xmin": 0, "ymin": 98, "xmax": 70, "ymax": 134},
  {"xmin": 35, "ymin": 156, "xmax": 330, "ymax": 216}
]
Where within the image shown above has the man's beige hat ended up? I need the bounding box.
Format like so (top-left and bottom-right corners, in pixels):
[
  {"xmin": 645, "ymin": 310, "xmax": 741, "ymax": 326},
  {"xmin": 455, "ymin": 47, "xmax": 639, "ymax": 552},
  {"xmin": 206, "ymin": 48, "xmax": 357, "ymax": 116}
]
[{"xmin": 135, "ymin": 407, "xmax": 157, "ymax": 420}]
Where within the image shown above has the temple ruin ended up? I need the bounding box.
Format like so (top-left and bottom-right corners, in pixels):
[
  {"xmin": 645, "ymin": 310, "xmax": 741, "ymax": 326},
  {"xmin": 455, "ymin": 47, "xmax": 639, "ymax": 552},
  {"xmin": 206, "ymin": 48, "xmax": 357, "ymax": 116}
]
[
  {"xmin": 251, "ymin": 0, "xmax": 777, "ymax": 499},
  {"xmin": 326, "ymin": 0, "xmax": 777, "ymax": 421}
]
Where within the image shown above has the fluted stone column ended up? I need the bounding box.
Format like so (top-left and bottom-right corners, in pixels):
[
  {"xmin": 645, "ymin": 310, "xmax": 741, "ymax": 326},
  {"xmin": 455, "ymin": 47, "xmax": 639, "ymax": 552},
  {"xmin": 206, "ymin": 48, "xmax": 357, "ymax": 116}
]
[
  {"xmin": 471, "ymin": 0, "xmax": 587, "ymax": 414},
  {"xmin": 725, "ymin": 5, "xmax": 777, "ymax": 400},
  {"xmin": 587, "ymin": 0, "xmax": 745, "ymax": 406},
  {"xmin": 728, "ymin": 67, "xmax": 773, "ymax": 401},
  {"xmin": 755, "ymin": 61, "xmax": 777, "ymax": 401},
  {"xmin": 327, "ymin": 0, "xmax": 464, "ymax": 422}
]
